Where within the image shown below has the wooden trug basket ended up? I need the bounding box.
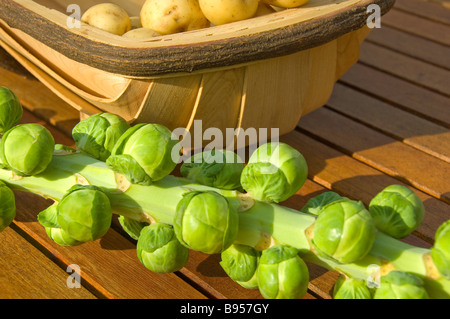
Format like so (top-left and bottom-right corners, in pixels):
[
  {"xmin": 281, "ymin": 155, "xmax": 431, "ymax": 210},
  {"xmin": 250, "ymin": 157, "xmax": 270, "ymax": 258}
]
[{"xmin": 0, "ymin": 0, "xmax": 395, "ymax": 147}]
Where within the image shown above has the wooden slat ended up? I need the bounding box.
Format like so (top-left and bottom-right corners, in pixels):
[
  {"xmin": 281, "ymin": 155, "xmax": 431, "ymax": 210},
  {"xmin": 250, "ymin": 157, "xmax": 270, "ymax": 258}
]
[
  {"xmin": 382, "ymin": 8, "xmax": 450, "ymax": 46},
  {"xmin": 339, "ymin": 63, "xmax": 450, "ymax": 128},
  {"xmin": 327, "ymin": 83, "xmax": 450, "ymax": 163},
  {"xmin": 0, "ymin": 226, "xmax": 96, "ymax": 299},
  {"xmin": 366, "ymin": 26, "xmax": 450, "ymax": 70},
  {"xmin": 298, "ymin": 107, "xmax": 450, "ymax": 204},
  {"xmin": 281, "ymin": 130, "xmax": 450, "ymax": 243},
  {"xmin": 359, "ymin": 41, "xmax": 450, "ymax": 96},
  {"xmin": 393, "ymin": 0, "xmax": 450, "ymax": 25}
]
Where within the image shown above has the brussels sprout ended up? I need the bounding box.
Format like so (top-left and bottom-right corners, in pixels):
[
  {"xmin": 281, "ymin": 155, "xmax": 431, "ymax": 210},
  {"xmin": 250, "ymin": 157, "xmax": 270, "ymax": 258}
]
[
  {"xmin": 240, "ymin": 142, "xmax": 308, "ymax": 203},
  {"xmin": 369, "ymin": 185, "xmax": 425, "ymax": 238},
  {"xmin": 137, "ymin": 223, "xmax": 189, "ymax": 273},
  {"xmin": 118, "ymin": 215, "xmax": 148, "ymax": 240},
  {"xmin": 72, "ymin": 113, "xmax": 130, "ymax": 161},
  {"xmin": 56, "ymin": 185, "xmax": 112, "ymax": 242},
  {"xmin": 106, "ymin": 123, "xmax": 180, "ymax": 185},
  {"xmin": 257, "ymin": 245, "xmax": 309, "ymax": 299},
  {"xmin": 45, "ymin": 227, "xmax": 83, "ymax": 247},
  {"xmin": 220, "ymin": 244, "xmax": 260, "ymax": 287},
  {"xmin": 0, "ymin": 123, "xmax": 55, "ymax": 176},
  {"xmin": 300, "ymin": 191, "xmax": 344, "ymax": 216},
  {"xmin": 373, "ymin": 271, "xmax": 429, "ymax": 299},
  {"xmin": 333, "ymin": 275, "xmax": 372, "ymax": 299},
  {"xmin": 38, "ymin": 204, "xmax": 82, "ymax": 246},
  {"xmin": 180, "ymin": 149, "xmax": 244, "ymax": 190},
  {"xmin": 430, "ymin": 220, "xmax": 450, "ymax": 280},
  {"xmin": 0, "ymin": 86, "xmax": 23, "ymax": 134},
  {"xmin": 174, "ymin": 191, "xmax": 239, "ymax": 254},
  {"xmin": 312, "ymin": 199, "xmax": 376, "ymax": 264},
  {"xmin": 0, "ymin": 181, "xmax": 15, "ymax": 232},
  {"xmin": 237, "ymin": 269, "xmax": 259, "ymax": 289}
]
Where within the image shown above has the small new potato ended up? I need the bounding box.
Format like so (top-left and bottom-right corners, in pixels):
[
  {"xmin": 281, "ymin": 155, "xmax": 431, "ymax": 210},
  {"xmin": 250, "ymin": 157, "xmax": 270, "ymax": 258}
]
[
  {"xmin": 261, "ymin": 0, "xmax": 309, "ymax": 8},
  {"xmin": 81, "ymin": 3, "xmax": 131, "ymax": 35},
  {"xmin": 140, "ymin": 0, "xmax": 209, "ymax": 35},
  {"xmin": 199, "ymin": 0, "xmax": 259, "ymax": 25}
]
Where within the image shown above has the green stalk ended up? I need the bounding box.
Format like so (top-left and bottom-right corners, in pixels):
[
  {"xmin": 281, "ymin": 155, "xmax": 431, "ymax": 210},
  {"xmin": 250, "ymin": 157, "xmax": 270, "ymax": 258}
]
[{"xmin": 1, "ymin": 151, "xmax": 448, "ymax": 298}]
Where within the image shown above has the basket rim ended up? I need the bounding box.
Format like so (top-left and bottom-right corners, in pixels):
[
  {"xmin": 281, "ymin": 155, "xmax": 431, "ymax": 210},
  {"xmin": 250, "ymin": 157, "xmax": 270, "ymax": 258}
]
[{"xmin": 0, "ymin": 0, "xmax": 395, "ymax": 77}]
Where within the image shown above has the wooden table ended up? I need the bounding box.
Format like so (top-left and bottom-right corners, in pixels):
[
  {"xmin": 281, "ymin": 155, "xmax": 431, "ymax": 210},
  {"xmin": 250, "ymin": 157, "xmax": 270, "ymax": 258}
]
[{"xmin": 0, "ymin": 0, "xmax": 449, "ymax": 300}]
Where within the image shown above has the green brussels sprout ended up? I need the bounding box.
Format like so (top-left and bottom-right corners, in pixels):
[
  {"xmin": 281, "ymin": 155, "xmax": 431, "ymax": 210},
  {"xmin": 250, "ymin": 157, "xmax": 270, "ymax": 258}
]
[
  {"xmin": 0, "ymin": 181, "xmax": 16, "ymax": 232},
  {"xmin": 220, "ymin": 244, "xmax": 260, "ymax": 288},
  {"xmin": 257, "ymin": 245, "xmax": 309, "ymax": 299},
  {"xmin": 137, "ymin": 223, "xmax": 189, "ymax": 273},
  {"xmin": 373, "ymin": 271, "xmax": 429, "ymax": 299},
  {"xmin": 369, "ymin": 185, "xmax": 425, "ymax": 238},
  {"xmin": 72, "ymin": 113, "xmax": 130, "ymax": 161},
  {"xmin": 106, "ymin": 123, "xmax": 180, "ymax": 185},
  {"xmin": 174, "ymin": 191, "xmax": 239, "ymax": 254},
  {"xmin": 38, "ymin": 204, "xmax": 82, "ymax": 246},
  {"xmin": 300, "ymin": 191, "xmax": 344, "ymax": 216},
  {"xmin": 0, "ymin": 123, "xmax": 55, "ymax": 176},
  {"xmin": 0, "ymin": 87, "xmax": 23, "ymax": 134},
  {"xmin": 56, "ymin": 185, "xmax": 112, "ymax": 242},
  {"xmin": 312, "ymin": 199, "xmax": 376, "ymax": 264},
  {"xmin": 180, "ymin": 149, "xmax": 244, "ymax": 190},
  {"xmin": 118, "ymin": 215, "xmax": 148, "ymax": 240},
  {"xmin": 45, "ymin": 227, "xmax": 83, "ymax": 247},
  {"xmin": 430, "ymin": 220, "xmax": 450, "ymax": 280},
  {"xmin": 333, "ymin": 275, "xmax": 372, "ymax": 299},
  {"xmin": 237, "ymin": 269, "xmax": 259, "ymax": 289},
  {"xmin": 240, "ymin": 142, "xmax": 308, "ymax": 203}
]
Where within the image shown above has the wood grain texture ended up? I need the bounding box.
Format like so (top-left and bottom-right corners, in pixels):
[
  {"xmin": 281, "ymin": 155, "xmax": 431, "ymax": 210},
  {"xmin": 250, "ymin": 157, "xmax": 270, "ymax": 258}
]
[
  {"xmin": 366, "ymin": 26, "xmax": 450, "ymax": 70},
  {"xmin": 327, "ymin": 83, "xmax": 450, "ymax": 163},
  {"xmin": 382, "ymin": 8, "xmax": 450, "ymax": 46},
  {"xmin": 359, "ymin": 41, "xmax": 450, "ymax": 96},
  {"xmin": 393, "ymin": 0, "xmax": 450, "ymax": 25},
  {"xmin": 339, "ymin": 63, "xmax": 450, "ymax": 128},
  {"xmin": 0, "ymin": 227, "xmax": 96, "ymax": 299},
  {"xmin": 298, "ymin": 107, "xmax": 450, "ymax": 204},
  {"xmin": 0, "ymin": 0, "xmax": 395, "ymax": 76}
]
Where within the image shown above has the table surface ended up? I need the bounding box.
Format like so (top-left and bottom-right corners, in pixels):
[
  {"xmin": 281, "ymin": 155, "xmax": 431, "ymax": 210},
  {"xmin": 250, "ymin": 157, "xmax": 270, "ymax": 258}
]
[{"xmin": 0, "ymin": 0, "xmax": 449, "ymax": 299}]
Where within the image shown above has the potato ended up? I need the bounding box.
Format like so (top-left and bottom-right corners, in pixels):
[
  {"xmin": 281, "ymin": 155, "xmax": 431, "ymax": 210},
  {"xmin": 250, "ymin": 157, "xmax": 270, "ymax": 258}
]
[
  {"xmin": 81, "ymin": 3, "xmax": 131, "ymax": 35},
  {"xmin": 198, "ymin": 0, "xmax": 259, "ymax": 25},
  {"xmin": 261, "ymin": 0, "xmax": 309, "ymax": 9},
  {"xmin": 123, "ymin": 28, "xmax": 161, "ymax": 39},
  {"xmin": 140, "ymin": 0, "xmax": 210, "ymax": 35}
]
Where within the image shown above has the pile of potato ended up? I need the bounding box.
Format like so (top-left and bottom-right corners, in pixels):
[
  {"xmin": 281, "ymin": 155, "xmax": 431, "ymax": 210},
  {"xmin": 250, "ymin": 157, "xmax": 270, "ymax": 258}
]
[{"xmin": 80, "ymin": 0, "xmax": 309, "ymax": 38}]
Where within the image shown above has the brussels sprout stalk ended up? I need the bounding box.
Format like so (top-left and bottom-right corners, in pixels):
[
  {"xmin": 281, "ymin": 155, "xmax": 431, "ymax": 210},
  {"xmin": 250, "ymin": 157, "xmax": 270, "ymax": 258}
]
[{"xmin": 0, "ymin": 151, "xmax": 449, "ymax": 298}]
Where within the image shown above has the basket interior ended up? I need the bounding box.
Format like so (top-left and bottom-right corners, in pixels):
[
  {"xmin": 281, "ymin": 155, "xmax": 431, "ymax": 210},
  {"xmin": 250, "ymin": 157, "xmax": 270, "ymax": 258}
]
[{"xmin": 31, "ymin": 0, "xmax": 367, "ymax": 47}]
